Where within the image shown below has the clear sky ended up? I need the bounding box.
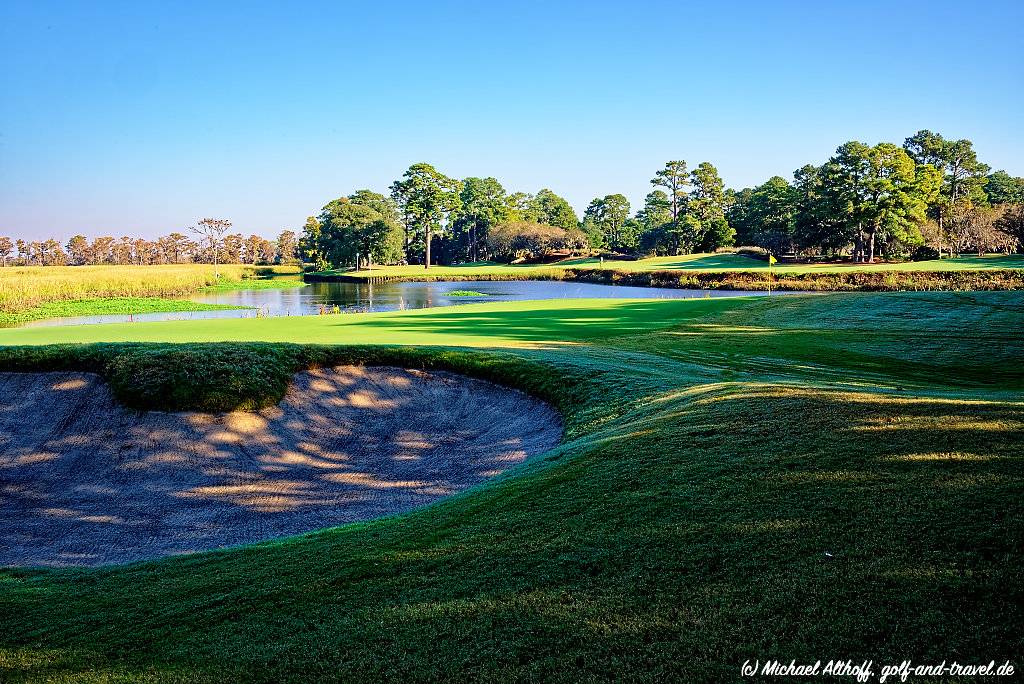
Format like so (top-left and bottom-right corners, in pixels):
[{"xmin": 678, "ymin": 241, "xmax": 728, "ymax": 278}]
[{"xmin": 1, "ymin": 0, "xmax": 1022, "ymax": 241}]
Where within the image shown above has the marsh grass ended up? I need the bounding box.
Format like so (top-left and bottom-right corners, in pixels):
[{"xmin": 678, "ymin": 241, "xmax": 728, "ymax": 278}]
[{"xmin": 0, "ymin": 264, "xmax": 301, "ymax": 315}]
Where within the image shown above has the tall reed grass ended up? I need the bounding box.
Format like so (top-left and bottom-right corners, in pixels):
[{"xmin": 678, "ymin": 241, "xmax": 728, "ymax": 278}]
[{"xmin": 0, "ymin": 264, "xmax": 300, "ymax": 313}]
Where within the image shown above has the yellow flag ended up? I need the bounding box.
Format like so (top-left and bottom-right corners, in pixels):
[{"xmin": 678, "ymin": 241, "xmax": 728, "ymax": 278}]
[{"xmin": 768, "ymin": 254, "xmax": 777, "ymax": 265}]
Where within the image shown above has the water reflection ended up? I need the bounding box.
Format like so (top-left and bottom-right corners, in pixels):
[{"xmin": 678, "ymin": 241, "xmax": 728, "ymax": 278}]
[{"xmin": 22, "ymin": 280, "xmax": 790, "ymax": 328}]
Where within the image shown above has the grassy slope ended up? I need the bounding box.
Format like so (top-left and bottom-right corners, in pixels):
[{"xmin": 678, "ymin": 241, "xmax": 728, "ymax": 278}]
[
  {"xmin": 330, "ymin": 253, "xmax": 1024, "ymax": 279},
  {"xmin": 1, "ymin": 293, "xmax": 1022, "ymax": 682}
]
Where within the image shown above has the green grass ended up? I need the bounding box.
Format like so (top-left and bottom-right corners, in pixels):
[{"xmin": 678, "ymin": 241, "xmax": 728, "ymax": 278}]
[
  {"xmin": 0, "ymin": 297, "xmax": 244, "ymax": 327},
  {"xmin": 0, "ymin": 298, "xmax": 750, "ymax": 348},
  {"xmin": 200, "ymin": 274, "xmax": 306, "ymax": 292},
  {"xmin": 1, "ymin": 292, "xmax": 1022, "ymax": 682},
  {"xmin": 328, "ymin": 252, "xmax": 1024, "ymax": 280},
  {"xmin": 446, "ymin": 290, "xmax": 489, "ymax": 297}
]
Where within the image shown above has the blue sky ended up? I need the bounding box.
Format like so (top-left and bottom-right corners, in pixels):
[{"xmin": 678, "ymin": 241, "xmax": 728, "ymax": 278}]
[{"xmin": 2, "ymin": 0, "xmax": 1022, "ymax": 240}]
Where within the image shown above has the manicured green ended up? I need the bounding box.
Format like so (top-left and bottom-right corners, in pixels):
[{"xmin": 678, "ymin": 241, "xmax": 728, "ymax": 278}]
[
  {"xmin": 0, "ymin": 292, "xmax": 1022, "ymax": 682},
  {"xmin": 326, "ymin": 252, "xmax": 1024, "ymax": 280},
  {"xmin": 0, "ymin": 297, "xmax": 242, "ymax": 326}
]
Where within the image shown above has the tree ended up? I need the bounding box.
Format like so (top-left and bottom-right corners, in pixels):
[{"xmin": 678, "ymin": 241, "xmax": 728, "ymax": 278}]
[
  {"xmin": 689, "ymin": 162, "xmax": 733, "ymax": 250},
  {"xmin": 66, "ymin": 235, "xmax": 90, "ymax": 265},
  {"xmin": 307, "ymin": 197, "xmax": 405, "ymax": 270},
  {"xmin": 861, "ymin": 143, "xmax": 939, "ymax": 261},
  {"xmin": 725, "ymin": 188, "xmax": 756, "ymax": 245},
  {"xmin": 300, "ymin": 216, "xmax": 328, "ymax": 270},
  {"xmin": 349, "ymin": 190, "xmax": 399, "ymax": 223},
  {"xmin": 0, "ymin": 236, "xmax": 12, "ymax": 266},
  {"xmin": 357, "ymin": 217, "xmax": 404, "ymax": 270},
  {"xmin": 112, "ymin": 237, "xmax": 134, "ymax": 265},
  {"xmin": 91, "ymin": 236, "xmax": 114, "ymax": 264},
  {"xmin": 818, "ymin": 142, "xmax": 875, "ymax": 261},
  {"xmin": 582, "ymin": 194, "xmax": 631, "ymax": 251},
  {"xmin": 390, "ymin": 163, "xmax": 462, "ymax": 268},
  {"xmin": 731, "ymin": 176, "xmax": 797, "ymax": 254},
  {"xmin": 637, "ymin": 190, "xmax": 672, "ymax": 233},
  {"xmin": 486, "ymin": 221, "xmax": 583, "ymax": 263},
  {"xmin": 995, "ymin": 205, "xmax": 1024, "ymax": 252},
  {"xmin": 651, "ymin": 161, "xmax": 689, "ymax": 222},
  {"xmin": 904, "ymin": 131, "xmax": 990, "ymax": 244},
  {"xmin": 190, "ymin": 218, "xmax": 233, "ymax": 276},
  {"xmin": 220, "ymin": 234, "xmax": 243, "ymax": 264},
  {"xmin": 39, "ymin": 238, "xmax": 67, "ymax": 266},
  {"xmin": 819, "ymin": 142, "xmax": 939, "ymax": 262},
  {"xmin": 163, "ymin": 232, "xmax": 191, "ymax": 264},
  {"xmin": 946, "ymin": 204, "xmax": 1005, "ymax": 256},
  {"xmin": 528, "ymin": 189, "xmax": 579, "ymax": 230},
  {"xmin": 985, "ymin": 171, "xmax": 1024, "ymax": 206},
  {"xmin": 317, "ymin": 199, "xmax": 379, "ymax": 267},
  {"xmin": 244, "ymin": 235, "xmax": 267, "ymax": 264},
  {"xmin": 133, "ymin": 238, "xmax": 154, "ymax": 265},
  {"xmin": 504, "ymin": 192, "xmax": 534, "ymax": 222},
  {"xmin": 455, "ymin": 177, "xmax": 508, "ymax": 262},
  {"xmin": 791, "ymin": 165, "xmax": 847, "ymax": 255},
  {"xmin": 276, "ymin": 230, "xmax": 298, "ymax": 264}
]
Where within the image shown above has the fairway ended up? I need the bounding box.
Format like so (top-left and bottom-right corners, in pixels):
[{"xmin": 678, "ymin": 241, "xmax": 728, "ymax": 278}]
[
  {"xmin": 0, "ymin": 297, "xmax": 754, "ymax": 348},
  {"xmin": 1, "ymin": 291, "xmax": 1022, "ymax": 681}
]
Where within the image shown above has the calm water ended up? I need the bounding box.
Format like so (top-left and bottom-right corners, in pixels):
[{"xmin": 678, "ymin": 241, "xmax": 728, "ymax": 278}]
[{"xmin": 22, "ymin": 280, "xmax": 786, "ymax": 328}]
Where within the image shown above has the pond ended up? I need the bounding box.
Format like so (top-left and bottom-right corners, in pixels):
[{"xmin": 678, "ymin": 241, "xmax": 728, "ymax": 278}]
[{"xmin": 22, "ymin": 279, "xmax": 791, "ymax": 328}]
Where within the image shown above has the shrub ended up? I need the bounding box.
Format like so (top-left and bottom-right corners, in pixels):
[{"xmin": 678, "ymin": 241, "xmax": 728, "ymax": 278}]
[{"xmin": 487, "ymin": 221, "xmax": 582, "ymax": 263}]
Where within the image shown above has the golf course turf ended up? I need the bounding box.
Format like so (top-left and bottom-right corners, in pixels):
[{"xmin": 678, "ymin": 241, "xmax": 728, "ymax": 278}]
[
  {"xmin": 0, "ymin": 292, "xmax": 1022, "ymax": 681},
  {"xmin": 325, "ymin": 252, "xmax": 1024, "ymax": 278}
]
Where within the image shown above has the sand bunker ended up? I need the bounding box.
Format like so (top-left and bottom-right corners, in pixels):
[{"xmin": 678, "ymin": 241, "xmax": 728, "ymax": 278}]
[{"xmin": 0, "ymin": 367, "xmax": 561, "ymax": 567}]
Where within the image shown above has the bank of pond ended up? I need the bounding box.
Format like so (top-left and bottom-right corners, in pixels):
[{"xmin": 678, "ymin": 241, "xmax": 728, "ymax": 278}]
[{"xmin": 17, "ymin": 279, "xmax": 791, "ymax": 328}]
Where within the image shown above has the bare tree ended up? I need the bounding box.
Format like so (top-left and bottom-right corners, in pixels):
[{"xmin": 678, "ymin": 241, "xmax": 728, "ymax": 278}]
[
  {"xmin": 995, "ymin": 205, "xmax": 1024, "ymax": 253},
  {"xmin": 190, "ymin": 218, "xmax": 233, "ymax": 277},
  {"xmin": 0, "ymin": 237, "xmax": 12, "ymax": 266}
]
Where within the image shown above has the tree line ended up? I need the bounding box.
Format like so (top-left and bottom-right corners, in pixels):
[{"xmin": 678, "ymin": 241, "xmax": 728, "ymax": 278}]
[
  {"xmin": 0, "ymin": 223, "xmax": 299, "ymax": 268},
  {"xmin": 300, "ymin": 130, "xmax": 1023, "ymax": 269},
  {"xmin": 727, "ymin": 131, "xmax": 1024, "ymax": 261},
  {"xmin": 3, "ymin": 129, "xmax": 1022, "ymax": 270}
]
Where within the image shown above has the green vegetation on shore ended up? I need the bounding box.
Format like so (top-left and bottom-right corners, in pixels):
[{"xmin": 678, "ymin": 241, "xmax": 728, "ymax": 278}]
[
  {"xmin": 0, "ymin": 297, "xmax": 245, "ymax": 327},
  {"xmin": 0, "ymin": 292, "xmax": 1021, "ymax": 681}
]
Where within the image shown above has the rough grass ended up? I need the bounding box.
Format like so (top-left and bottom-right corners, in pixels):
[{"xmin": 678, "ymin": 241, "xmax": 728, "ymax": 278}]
[
  {"xmin": 0, "ymin": 264, "xmax": 302, "ymax": 315},
  {"xmin": 0, "ymin": 292, "xmax": 1022, "ymax": 682}
]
